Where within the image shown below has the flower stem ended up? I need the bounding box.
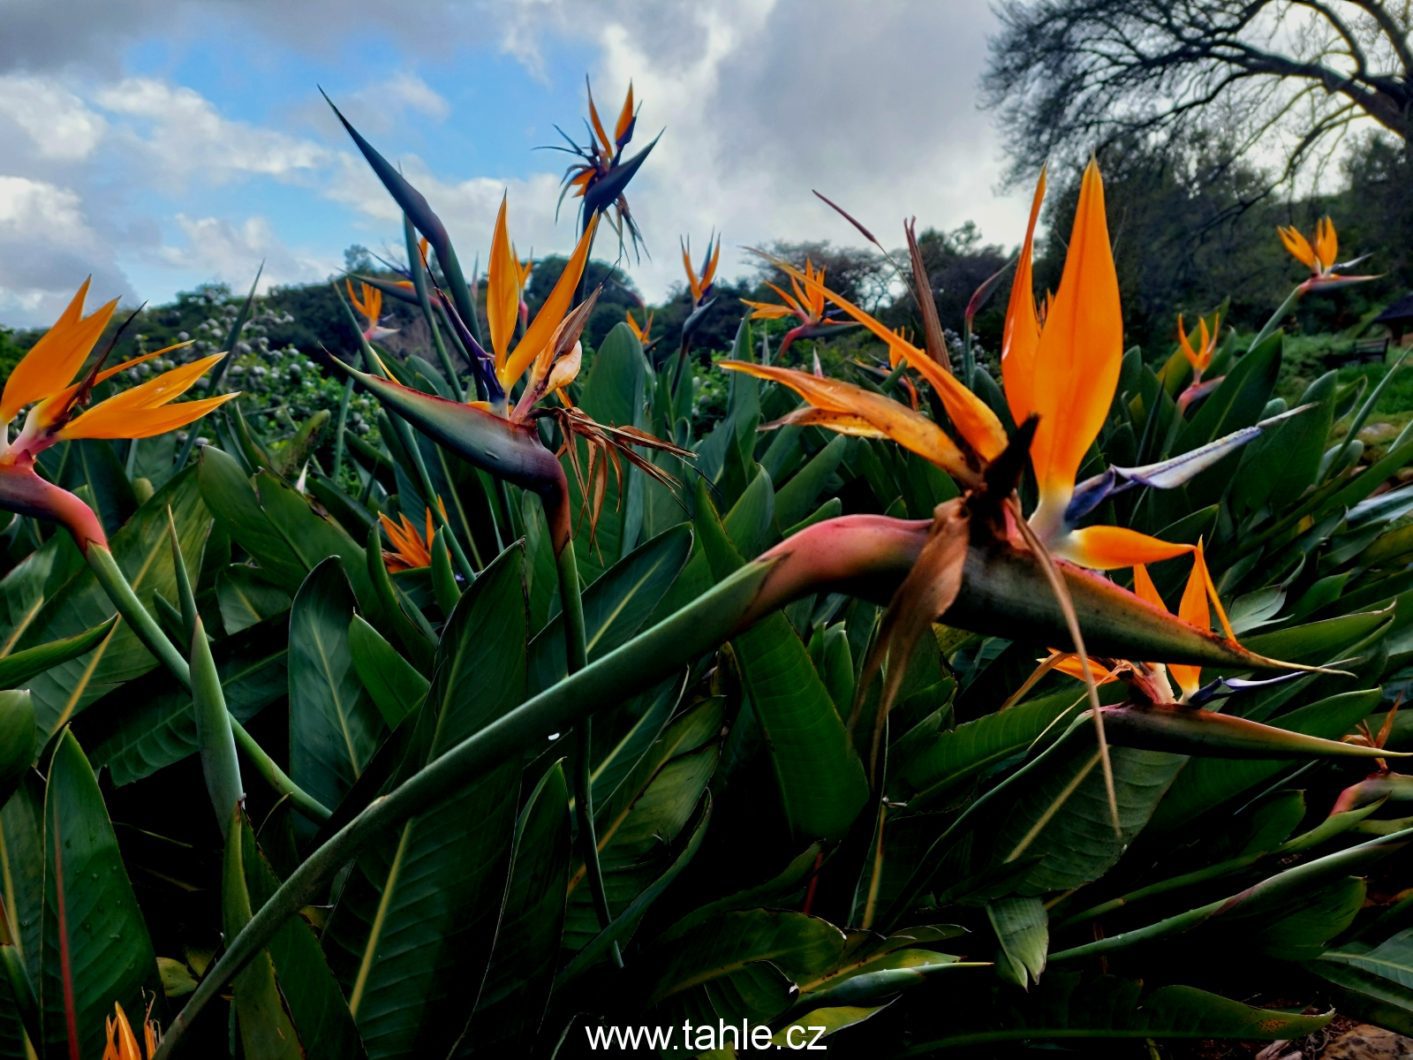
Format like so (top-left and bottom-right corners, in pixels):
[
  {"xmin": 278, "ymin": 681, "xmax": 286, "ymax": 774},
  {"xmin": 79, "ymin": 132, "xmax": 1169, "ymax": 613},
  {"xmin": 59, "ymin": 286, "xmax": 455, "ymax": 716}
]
[
  {"xmin": 84, "ymin": 544, "xmax": 331, "ymax": 823},
  {"xmin": 1248, "ymin": 284, "xmax": 1303, "ymax": 352},
  {"xmin": 557, "ymin": 540, "xmax": 622, "ymax": 968}
]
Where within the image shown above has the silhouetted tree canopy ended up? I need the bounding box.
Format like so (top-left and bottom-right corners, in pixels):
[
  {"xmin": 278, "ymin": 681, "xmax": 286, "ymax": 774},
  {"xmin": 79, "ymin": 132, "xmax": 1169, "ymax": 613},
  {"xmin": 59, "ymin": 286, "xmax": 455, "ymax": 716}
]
[{"xmin": 984, "ymin": 0, "xmax": 1413, "ymax": 185}]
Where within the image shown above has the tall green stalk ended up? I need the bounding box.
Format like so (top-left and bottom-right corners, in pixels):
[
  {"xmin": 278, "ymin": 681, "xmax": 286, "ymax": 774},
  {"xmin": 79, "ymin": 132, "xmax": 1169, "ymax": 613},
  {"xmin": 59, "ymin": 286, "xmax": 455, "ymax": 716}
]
[
  {"xmin": 1247, "ymin": 283, "xmax": 1302, "ymax": 352},
  {"xmin": 557, "ymin": 540, "xmax": 621, "ymax": 967},
  {"xmin": 84, "ymin": 544, "xmax": 331, "ymax": 823}
]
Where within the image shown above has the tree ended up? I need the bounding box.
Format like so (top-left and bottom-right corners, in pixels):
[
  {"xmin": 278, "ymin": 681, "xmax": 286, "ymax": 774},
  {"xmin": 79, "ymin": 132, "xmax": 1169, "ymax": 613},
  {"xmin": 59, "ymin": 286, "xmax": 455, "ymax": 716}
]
[{"xmin": 983, "ymin": 0, "xmax": 1413, "ymax": 184}]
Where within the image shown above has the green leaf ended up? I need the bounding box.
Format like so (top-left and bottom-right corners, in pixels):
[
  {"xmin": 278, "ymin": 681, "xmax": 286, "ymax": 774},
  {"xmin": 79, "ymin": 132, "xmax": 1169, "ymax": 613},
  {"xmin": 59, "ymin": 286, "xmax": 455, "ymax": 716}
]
[
  {"xmin": 16, "ymin": 470, "xmax": 210, "ymax": 737},
  {"xmin": 0, "ymin": 778, "xmax": 44, "ymax": 984},
  {"xmin": 222, "ymin": 810, "xmax": 303, "ymax": 1060},
  {"xmin": 217, "ymin": 566, "xmax": 292, "ymax": 635},
  {"xmin": 85, "ymin": 619, "xmax": 286, "ymax": 786},
  {"xmin": 199, "ymin": 446, "xmax": 374, "ymax": 611},
  {"xmin": 910, "ymin": 973, "xmax": 1330, "ymax": 1049},
  {"xmin": 235, "ymin": 814, "xmax": 366, "ymax": 1058},
  {"xmin": 191, "ymin": 617, "xmax": 243, "ymax": 837},
  {"xmin": 1149, "ymin": 689, "xmax": 1383, "ymax": 832},
  {"xmin": 0, "ymin": 535, "xmax": 84, "ymax": 664},
  {"xmin": 648, "ymin": 910, "xmax": 848, "ymax": 1018},
  {"xmin": 892, "ymin": 686, "xmax": 1084, "ymax": 804},
  {"xmin": 0, "ymin": 692, "xmax": 35, "ymax": 803},
  {"xmin": 529, "ymin": 524, "xmax": 692, "ymax": 692},
  {"xmin": 41, "ymin": 731, "xmax": 159, "ymax": 1060},
  {"xmin": 326, "ymin": 545, "xmax": 526, "ymax": 1059},
  {"xmin": 564, "ymin": 700, "xmax": 721, "ymax": 955},
  {"xmin": 775, "ymin": 434, "xmax": 848, "ymax": 531},
  {"xmin": 1316, "ymin": 929, "xmax": 1413, "ymax": 1035},
  {"xmin": 989, "ymin": 897, "xmax": 1048, "ymax": 988},
  {"xmin": 0, "ymin": 618, "xmax": 117, "ymax": 694},
  {"xmin": 347, "ymin": 616, "xmax": 429, "ymax": 728},
  {"xmin": 467, "ymin": 763, "xmax": 571, "ymax": 1055},
  {"xmin": 288, "ymin": 558, "xmax": 387, "ymax": 815}
]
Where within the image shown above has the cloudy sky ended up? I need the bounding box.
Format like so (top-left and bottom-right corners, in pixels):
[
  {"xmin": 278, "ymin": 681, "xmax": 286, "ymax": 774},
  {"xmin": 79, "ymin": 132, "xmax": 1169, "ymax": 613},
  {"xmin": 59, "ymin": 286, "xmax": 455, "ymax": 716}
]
[{"xmin": 0, "ymin": 0, "xmax": 1032, "ymax": 327}]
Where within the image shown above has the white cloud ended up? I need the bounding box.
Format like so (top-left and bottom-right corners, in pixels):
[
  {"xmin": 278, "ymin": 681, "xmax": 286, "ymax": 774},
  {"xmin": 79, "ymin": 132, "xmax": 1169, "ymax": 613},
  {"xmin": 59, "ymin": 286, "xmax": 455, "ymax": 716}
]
[
  {"xmin": 156, "ymin": 213, "xmax": 334, "ymax": 290},
  {"xmin": 0, "ymin": 76, "xmax": 106, "ymax": 162},
  {"xmin": 93, "ymin": 78, "xmax": 330, "ymax": 187},
  {"xmin": 0, "ymin": 176, "xmax": 131, "ymax": 321},
  {"xmin": 0, "ymin": 0, "xmax": 1031, "ymax": 321}
]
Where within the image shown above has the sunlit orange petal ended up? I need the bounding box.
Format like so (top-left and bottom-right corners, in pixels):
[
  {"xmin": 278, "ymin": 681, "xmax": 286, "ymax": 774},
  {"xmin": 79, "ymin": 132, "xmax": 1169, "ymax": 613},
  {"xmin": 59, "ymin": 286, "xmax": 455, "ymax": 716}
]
[
  {"xmin": 1057, "ymin": 524, "xmax": 1193, "ymax": 571},
  {"xmin": 722, "ymin": 360, "xmax": 974, "ymax": 481},
  {"xmin": 486, "ymin": 195, "xmax": 520, "ymax": 363},
  {"xmin": 1315, "ymin": 216, "xmax": 1338, "ymax": 272},
  {"xmin": 681, "ymin": 238, "xmax": 702, "ymax": 303},
  {"xmin": 1278, "ymin": 225, "xmax": 1318, "ymax": 271},
  {"xmin": 63, "ymin": 392, "xmax": 237, "ymax": 440},
  {"xmin": 1, "ymin": 281, "xmax": 118, "ymax": 421},
  {"xmin": 586, "ymin": 80, "xmax": 612, "ymax": 156},
  {"xmin": 502, "ymin": 214, "xmax": 599, "ymax": 390},
  {"xmin": 60, "ymin": 352, "xmax": 229, "ymax": 438},
  {"xmin": 704, "ymin": 237, "xmax": 721, "ymax": 289},
  {"xmin": 1191, "ymin": 539, "xmax": 1235, "ymax": 641},
  {"xmin": 763, "ymin": 406, "xmax": 889, "ymax": 438},
  {"xmin": 779, "ymin": 259, "xmax": 1007, "ymax": 461},
  {"xmin": 614, "ymin": 82, "xmax": 635, "ymax": 144},
  {"xmin": 1051, "ymin": 652, "xmax": 1120, "ymax": 684},
  {"xmin": 1029, "ymin": 159, "xmax": 1122, "ymax": 504},
  {"xmin": 741, "ymin": 299, "xmax": 795, "ymax": 321},
  {"xmin": 1131, "ymin": 562, "xmax": 1165, "ymax": 610},
  {"xmin": 1002, "ymin": 168, "xmax": 1046, "ymax": 429}
]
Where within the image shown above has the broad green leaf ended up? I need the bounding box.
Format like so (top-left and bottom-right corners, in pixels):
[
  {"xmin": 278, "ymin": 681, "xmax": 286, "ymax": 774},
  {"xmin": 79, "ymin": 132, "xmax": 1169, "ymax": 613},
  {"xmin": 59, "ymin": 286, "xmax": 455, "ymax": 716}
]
[
  {"xmin": 529, "ymin": 524, "xmax": 692, "ymax": 692},
  {"xmin": 892, "ymin": 686, "xmax": 1085, "ymax": 804},
  {"xmin": 84, "ymin": 619, "xmax": 286, "ymax": 786},
  {"xmin": 1316, "ymin": 929, "xmax": 1413, "ymax": 1035},
  {"xmin": 200, "ymin": 446, "xmax": 374, "ymax": 610},
  {"xmin": 0, "ymin": 693, "xmax": 35, "ymax": 803},
  {"xmin": 466, "ymin": 764, "xmax": 570, "ymax": 1055},
  {"xmin": 564, "ymin": 700, "xmax": 721, "ymax": 955},
  {"xmin": 572, "ymin": 322, "xmax": 651, "ymax": 580},
  {"xmin": 1149, "ymin": 689, "xmax": 1383, "ymax": 832},
  {"xmin": 910, "ymin": 973, "xmax": 1329, "ymax": 1049},
  {"xmin": 648, "ymin": 910, "xmax": 848, "ymax": 1017},
  {"xmin": 16, "ymin": 470, "xmax": 210, "ymax": 737},
  {"xmin": 40, "ymin": 731, "xmax": 159, "ymax": 1060},
  {"xmin": 288, "ymin": 558, "xmax": 386, "ymax": 815},
  {"xmin": 989, "ymin": 896, "xmax": 1048, "ymax": 988},
  {"xmin": 0, "ymin": 618, "xmax": 116, "ymax": 696},
  {"xmin": 347, "ymin": 615, "xmax": 429, "ymax": 728},
  {"xmin": 0, "ymin": 778, "xmax": 43, "ymax": 983},
  {"xmin": 222, "ymin": 811, "xmax": 302, "ymax": 1060},
  {"xmin": 235, "ymin": 814, "xmax": 367, "ymax": 1057},
  {"xmin": 326, "ymin": 545, "xmax": 525, "ymax": 1060},
  {"xmin": 0, "ymin": 535, "xmax": 84, "ymax": 663},
  {"xmin": 775, "ymin": 434, "xmax": 848, "ymax": 531},
  {"xmin": 217, "ymin": 566, "xmax": 292, "ymax": 635}
]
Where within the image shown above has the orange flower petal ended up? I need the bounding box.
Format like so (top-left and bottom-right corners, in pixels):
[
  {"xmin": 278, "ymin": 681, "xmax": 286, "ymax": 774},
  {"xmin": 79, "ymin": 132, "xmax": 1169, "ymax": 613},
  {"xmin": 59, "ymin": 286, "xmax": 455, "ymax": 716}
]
[
  {"xmin": 486, "ymin": 195, "xmax": 520, "ymax": 363},
  {"xmin": 501, "ymin": 213, "xmax": 598, "ymax": 390},
  {"xmin": 777, "ymin": 258, "xmax": 1008, "ymax": 462},
  {"xmin": 65, "ymin": 392, "xmax": 238, "ymax": 441},
  {"xmin": 681, "ymin": 237, "xmax": 702, "ymax": 303},
  {"xmin": 614, "ymin": 82, "xmax": 635, "ymax": 144},
  {"xmin": 722, "ymin": 360, "xmax": 975, "ymax": 481},
  {"xmin": 1002, "ymin": 167, "xmax": 1046, "ymax": 429},
  {"xmin": 1278, "ymin": 225, "xmax": 1318, "ymax": 271},
  {"xmin": 60, "ymin": 352, "xmax": 228, "ymax": 439},
  {"xmin": 1131, "ymin": 562, "xmax": 1165, "ymax": 610},
  {"xmin": 586, "ymin": 80, "xmax": 612, "ymax": 156},
  {"xmin": 1, "ymin": 281, "xmax": 118, "ymax": 421},
  {"xmin": 1315, "ymin": 216, "xmax": 1338, "ymax": 273},
  {"xmin": 1029, "ymin": 159, "xmax": 1122, "ymax": 503},
  {"xmin": 1057, "ymin": 524, "xmax": 1193, "ymax": 571}
]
